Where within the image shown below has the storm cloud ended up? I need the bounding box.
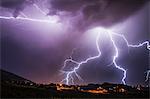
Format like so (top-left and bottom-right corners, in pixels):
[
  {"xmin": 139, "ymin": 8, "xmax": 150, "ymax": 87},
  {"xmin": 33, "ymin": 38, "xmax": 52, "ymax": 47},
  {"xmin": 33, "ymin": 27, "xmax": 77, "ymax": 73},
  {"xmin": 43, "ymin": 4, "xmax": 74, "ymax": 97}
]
[
  {"xmin": 0, "ymin": 0, "xmax": 149, "ymax": 85},
  {"xmin": 49, "ymin": 0, "xmax": 149, "ymax": 30},
  {"xmin": 1, "ymin": 0, "xmax": 148, "ymax": 28},
  {"xmin": 0, "ymin": 0, "xmax": 35, "ymax": 17}
]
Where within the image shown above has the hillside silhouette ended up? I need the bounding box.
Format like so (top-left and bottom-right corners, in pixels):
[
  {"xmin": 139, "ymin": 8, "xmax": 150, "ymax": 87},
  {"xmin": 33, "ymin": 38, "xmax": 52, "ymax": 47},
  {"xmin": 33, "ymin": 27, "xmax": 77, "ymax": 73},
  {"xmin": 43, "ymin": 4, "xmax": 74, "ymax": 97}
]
[{"xmin": 0, "ymin": 69, "xmax": 149, "ymax": 98}]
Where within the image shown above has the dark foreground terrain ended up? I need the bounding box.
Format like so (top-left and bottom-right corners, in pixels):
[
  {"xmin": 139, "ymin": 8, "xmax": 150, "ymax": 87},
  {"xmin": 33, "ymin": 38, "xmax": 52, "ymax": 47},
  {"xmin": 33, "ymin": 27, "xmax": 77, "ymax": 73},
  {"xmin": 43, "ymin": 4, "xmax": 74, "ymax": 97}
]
[{"xmin": 0, "ymin": 69, "xmax": 149, "ymax": 98}]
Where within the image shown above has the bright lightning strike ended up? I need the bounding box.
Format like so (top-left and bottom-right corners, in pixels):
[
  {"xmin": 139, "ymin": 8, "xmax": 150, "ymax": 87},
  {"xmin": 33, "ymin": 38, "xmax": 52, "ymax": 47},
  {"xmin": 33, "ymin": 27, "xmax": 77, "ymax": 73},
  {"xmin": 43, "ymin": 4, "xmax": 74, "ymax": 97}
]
[
  {"xmin": 0, "ymin": 3, "xmax": 58, "ymax": 23},
  {"xmin": 145, "ymin": 70, "xmax": 150, "ymax": 82},
  {"xmin": 61, "ymin": 28, "xmax": 150, "ymax": 85},
  {"xmin": 61, "ymin": 32, "xmax": 101, "ymax": 85},
  {"xmin": 0, "ymin": 16, "xmax": 56, "ymax": 23},
  {"xmin": 0, "ymin": 3, "xmax": 149, "ymax": 85},
  {"xmin": 108, "ymin": 31, "xmax": 150, "ymax": 85},
  {"xmin": 110, "ymin": 32, "xmax": 150, "ymax": 50},
  {"xmin": 108, "ymin": 32, "xmax": 127, "ymax": 85}
]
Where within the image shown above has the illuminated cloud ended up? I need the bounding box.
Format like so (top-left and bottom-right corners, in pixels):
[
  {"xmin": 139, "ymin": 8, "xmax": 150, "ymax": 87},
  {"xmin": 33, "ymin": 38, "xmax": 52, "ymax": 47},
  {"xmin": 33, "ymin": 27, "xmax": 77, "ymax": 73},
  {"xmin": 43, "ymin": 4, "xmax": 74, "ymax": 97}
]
[
  {"xmin": 49, "ymin": 0, "xmax": 149, "ymax": 30},
  {"xmin": 0, "ymin": 0, "xmax": 35, "ymax": 17},
  {"xmin": 0, "ymin": 0, "xmax": 149, "ymax": 85}
]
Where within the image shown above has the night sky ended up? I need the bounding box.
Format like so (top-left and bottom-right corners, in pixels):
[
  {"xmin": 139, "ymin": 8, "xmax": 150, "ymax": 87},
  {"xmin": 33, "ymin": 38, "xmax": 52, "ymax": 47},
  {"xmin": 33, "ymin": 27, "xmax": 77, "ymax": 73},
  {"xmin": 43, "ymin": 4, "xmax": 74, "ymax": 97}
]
[{"xmin": 1, "ymin": 0, "xmax": 149, "ymax": 85}]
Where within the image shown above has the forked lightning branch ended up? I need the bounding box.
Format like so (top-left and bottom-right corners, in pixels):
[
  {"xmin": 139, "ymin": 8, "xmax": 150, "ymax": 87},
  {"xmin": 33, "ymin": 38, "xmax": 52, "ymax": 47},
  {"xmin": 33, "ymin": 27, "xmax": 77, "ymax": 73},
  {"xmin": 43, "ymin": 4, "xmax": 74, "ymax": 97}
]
[{"xmin": 0, "ymin": 3, "xmax": 149, "ymax": 85}]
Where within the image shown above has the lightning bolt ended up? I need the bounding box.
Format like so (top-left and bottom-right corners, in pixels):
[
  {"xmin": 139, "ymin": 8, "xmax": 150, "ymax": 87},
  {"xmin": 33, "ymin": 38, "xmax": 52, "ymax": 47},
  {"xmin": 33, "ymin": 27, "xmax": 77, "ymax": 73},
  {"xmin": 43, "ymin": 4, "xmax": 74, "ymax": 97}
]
[
  {"xmin": 145, "ymin": 70, "xmax": 150, "ymax": 82},
  {"xmin": 0, "ymin": 4, "xmax": 149, "ymax": 85},
  {"xmin": 0, "ymin": 16, "xmax": 52, "ymax": 23},
  {"xmin": 0, "ymin": 3, "xmax": 52, "ymax": 23},
  {"xmin": 60, "ymin": 32, "xmax": 101, "ymax": 85},
  {"xmin": 110, "ymin": 32, "xmax": 150, "ymax": 50},
  {"xmin": 108, "ymin": 31, "xmax": 150, "ymax": 85},
  {"xmin": 0, "ymin": 3, "xmax": 59, "ymax": 23},
  {"xmin": 108, "ymin": 32, "xmax": 127, "ymax": 84},
  {"xmin": 61, "ymin": 29, "xmax": 149, "ymax": 85}
]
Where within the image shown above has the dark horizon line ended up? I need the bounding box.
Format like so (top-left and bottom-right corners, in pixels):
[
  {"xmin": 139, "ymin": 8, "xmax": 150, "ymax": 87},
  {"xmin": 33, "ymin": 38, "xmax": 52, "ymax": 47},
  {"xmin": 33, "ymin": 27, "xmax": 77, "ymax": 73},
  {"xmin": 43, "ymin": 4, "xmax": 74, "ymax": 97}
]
[{"xmin": 1, "ymin": 68, "xmax": 149, "ymax": 86}]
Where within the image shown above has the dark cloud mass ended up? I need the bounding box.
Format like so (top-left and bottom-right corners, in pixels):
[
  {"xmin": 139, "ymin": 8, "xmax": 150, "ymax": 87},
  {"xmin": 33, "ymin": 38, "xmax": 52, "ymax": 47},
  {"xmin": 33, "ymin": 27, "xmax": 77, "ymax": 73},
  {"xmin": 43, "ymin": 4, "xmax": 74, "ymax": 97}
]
[
  {"xmin": 0, "ymin": 0, "xmax": 149, "ymax": 85},
  {"xmin": 1, "ymin": 0, "xmax": 148, "ymax": 26},
  {"xmin": 50, "ymin": 0, "xmax": 149, "ymax": 29},
  {"xmin": 0, "ymin": 0, "xmax": 35, "ymax": 17},
  {"xmin": 1, "ymin": 0, "xmax": 25, "ymax": 8}
]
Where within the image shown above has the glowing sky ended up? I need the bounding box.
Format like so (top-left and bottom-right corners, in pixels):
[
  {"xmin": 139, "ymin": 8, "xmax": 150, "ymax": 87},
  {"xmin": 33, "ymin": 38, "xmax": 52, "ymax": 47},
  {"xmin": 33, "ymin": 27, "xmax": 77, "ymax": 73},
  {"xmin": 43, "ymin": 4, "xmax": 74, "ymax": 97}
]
[{"xmin": 1, "ymin": 0, "xmax": 149, "ymax": 85}]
